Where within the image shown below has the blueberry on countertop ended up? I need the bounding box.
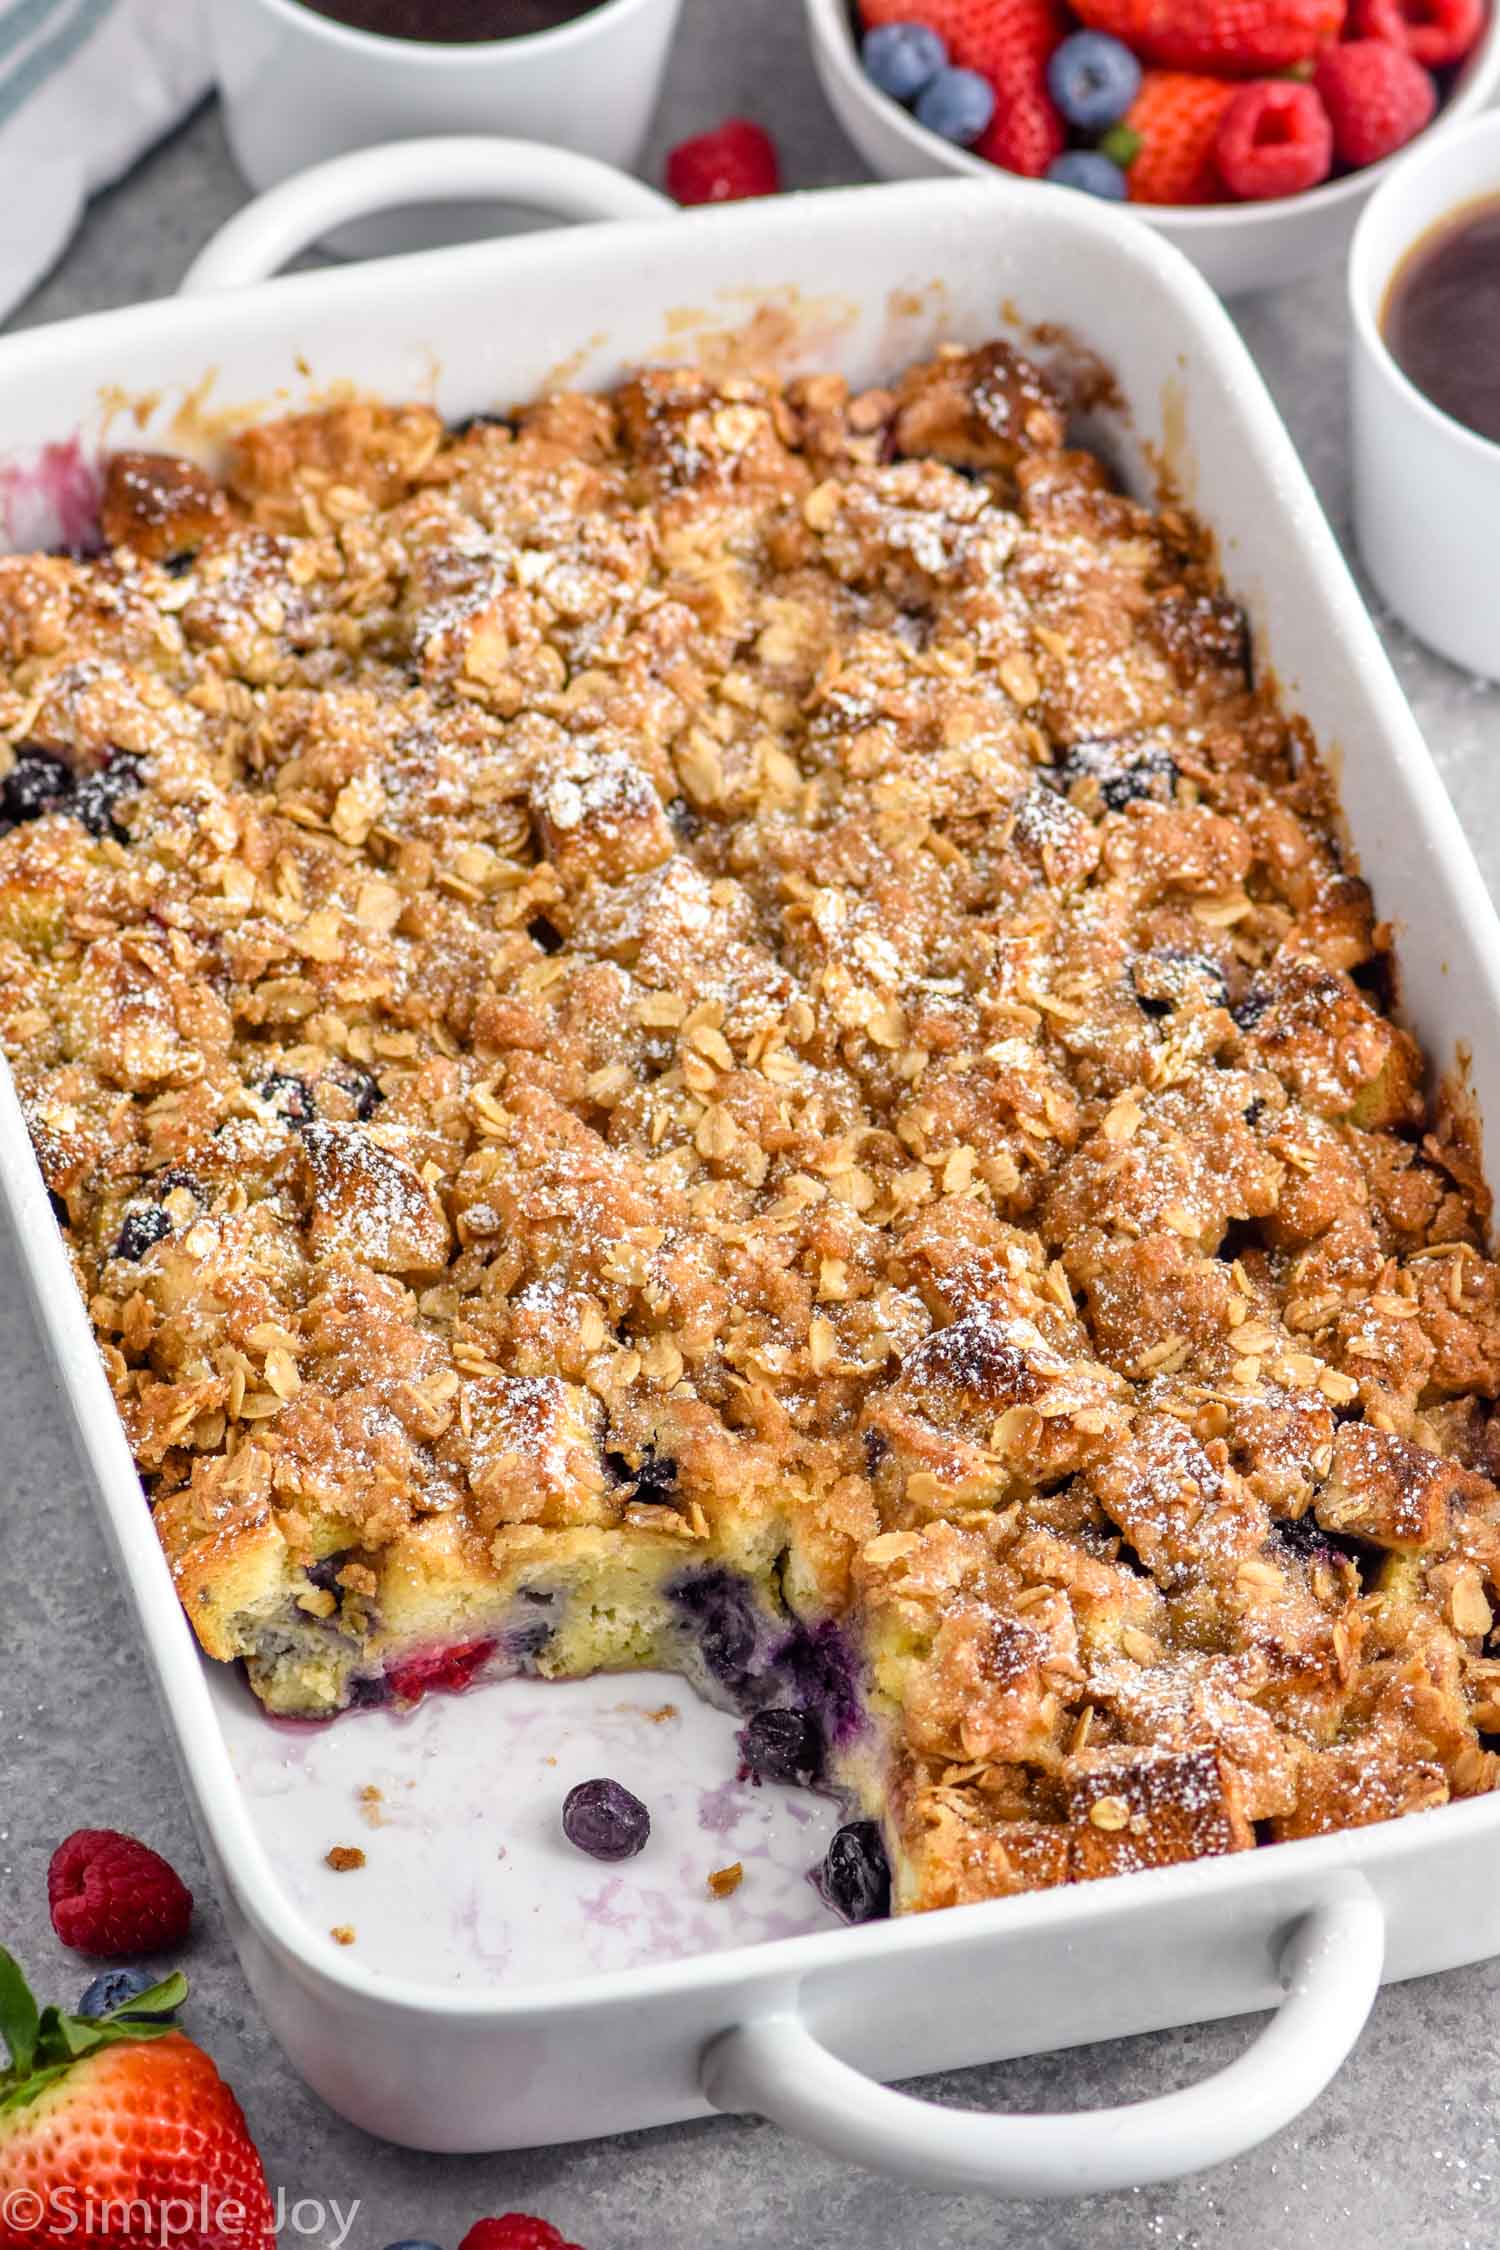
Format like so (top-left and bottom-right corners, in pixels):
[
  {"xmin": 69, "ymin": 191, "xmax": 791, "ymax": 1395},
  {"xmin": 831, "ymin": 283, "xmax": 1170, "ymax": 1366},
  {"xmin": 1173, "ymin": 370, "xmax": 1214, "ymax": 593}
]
[
  {"xmin": 562, "ymin": 1777, "xmax": 651, "ymax": 1862},
  {"xmin": 862, "ymin": 21, "xmax": 948, "ymax": 104},
  {"xmin": 818, "ymin": 1820, "xmax": 892, "ymax": 1924},
  {"xmin": 382, "ymin": 2240, "xmax": 446, "ymax": 2250},
  {"xmin": 914, "ymin": 65, "xmax": 996, "ymax": 147},
  {"xmin": 76, "ymin": 1964, "xmax": 177, "ymax": 2022},
  {"xmin": 1047, "ymin": 31, "xmax": 1142, "ymax": 131},
  {"xmin": 1, "ymin": 746, "xmax": 73, "ymax": 827},
  {"xmin": 739, "ymin": 1705, "xmax": 823, "ymax": 1786},
  {"xmin": 1046, "ymin": 150, "xmax": 1129, "ymax": 201},
  {"xmin": 115, "ymin": 1206, "xmax": 172, "ymax": 1262}
]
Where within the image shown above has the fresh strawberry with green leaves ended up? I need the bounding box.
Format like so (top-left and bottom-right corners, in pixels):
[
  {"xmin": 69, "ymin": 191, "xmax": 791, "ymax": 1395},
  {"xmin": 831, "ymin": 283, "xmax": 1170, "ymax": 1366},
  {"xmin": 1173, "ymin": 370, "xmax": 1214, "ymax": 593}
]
[
  {"xmin": 1071, "ymin": 0, "xmax": 1347, "ymax": 74},
  {"xmin": 0, "ymin": 1951, "xmax": 274, "ymax": 2250},
  {"xmin": 860, "ymin": 0, "xmax": 1068, "ymax": 81},
  {"xmin": 1105, "ymin": 70, "xmax": 1239, "ymax": 202}
]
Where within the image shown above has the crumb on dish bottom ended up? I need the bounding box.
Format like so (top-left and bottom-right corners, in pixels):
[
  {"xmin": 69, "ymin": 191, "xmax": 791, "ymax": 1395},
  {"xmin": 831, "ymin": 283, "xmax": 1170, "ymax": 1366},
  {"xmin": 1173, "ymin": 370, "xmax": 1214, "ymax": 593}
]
[{"xmin": 5, "ymin": 337, "xmax": 1500, "ymax": 1918}]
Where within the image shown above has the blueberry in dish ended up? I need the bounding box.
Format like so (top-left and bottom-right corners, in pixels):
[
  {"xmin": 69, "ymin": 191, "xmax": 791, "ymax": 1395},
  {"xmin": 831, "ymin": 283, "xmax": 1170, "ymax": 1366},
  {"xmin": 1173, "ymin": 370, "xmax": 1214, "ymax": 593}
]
[{"xmin": 5, "ymin": 342, "xmax": 1500, "ymax": 1920}]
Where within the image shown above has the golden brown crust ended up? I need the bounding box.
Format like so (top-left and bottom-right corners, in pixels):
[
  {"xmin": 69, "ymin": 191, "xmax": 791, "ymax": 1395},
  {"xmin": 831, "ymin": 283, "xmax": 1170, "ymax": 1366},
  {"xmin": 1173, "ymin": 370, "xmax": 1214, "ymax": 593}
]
[{"xmin": 4, "ymin": 341, "xmax": 1500, "ymax": 1905}]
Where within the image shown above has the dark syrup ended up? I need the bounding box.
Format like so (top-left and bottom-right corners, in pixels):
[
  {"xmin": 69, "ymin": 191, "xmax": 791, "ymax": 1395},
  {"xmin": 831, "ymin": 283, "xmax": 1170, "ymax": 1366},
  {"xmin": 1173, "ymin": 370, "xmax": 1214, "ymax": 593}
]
[
  {"xmin": 1382, "ymin": 192, "xmax": 1500, "ymax": 447},
  {"xmin": 295, "ymin": 0, "xmax": 603, "ymax": 40}
]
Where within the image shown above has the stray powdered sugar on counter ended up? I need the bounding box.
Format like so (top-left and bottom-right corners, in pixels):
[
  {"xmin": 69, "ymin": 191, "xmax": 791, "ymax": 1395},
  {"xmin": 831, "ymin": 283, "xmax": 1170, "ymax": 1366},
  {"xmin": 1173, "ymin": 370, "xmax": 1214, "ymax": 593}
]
[{"xmin": 225, "ymin": 1669, "xmax": 844, "ymax": 1987}]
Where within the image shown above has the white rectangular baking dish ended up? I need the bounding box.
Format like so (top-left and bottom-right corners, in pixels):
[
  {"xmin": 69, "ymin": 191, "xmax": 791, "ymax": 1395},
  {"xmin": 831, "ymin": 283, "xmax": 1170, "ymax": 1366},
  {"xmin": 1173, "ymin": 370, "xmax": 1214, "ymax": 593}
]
[{"xmin": 3, "ymin": 145, "xmax": 1500, "ymax": 2200}]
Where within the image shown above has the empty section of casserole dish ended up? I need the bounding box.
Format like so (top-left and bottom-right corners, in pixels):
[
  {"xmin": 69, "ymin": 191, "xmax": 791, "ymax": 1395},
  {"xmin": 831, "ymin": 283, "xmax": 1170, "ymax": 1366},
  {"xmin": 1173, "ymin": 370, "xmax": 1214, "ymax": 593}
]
[{"xmin": 3, "ymin": 339, "xmax": 1500, "ymax": 1919}]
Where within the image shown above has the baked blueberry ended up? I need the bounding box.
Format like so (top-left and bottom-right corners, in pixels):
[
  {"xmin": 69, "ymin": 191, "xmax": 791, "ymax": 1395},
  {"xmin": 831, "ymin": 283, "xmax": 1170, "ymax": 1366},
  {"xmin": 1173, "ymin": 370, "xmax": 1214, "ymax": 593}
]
[
  {"xmin": 562, "ymin": 1777, "xmax": 650, "ymax": 1861},
  {"xmin": 606, "ymin": 1444, "xmax": 678, "ymax": 1504},
  {"xmin": 739, "ymin": 1706, "xmax": 823, "ymax": 1785},
  {"xmin": 161, "ymin": 550, "xmax": 198, "ymax": 577},
  {"xmin": 115, "ymin": 1206, "xmax": 172, "ymax": 1261},
  {"xmin": 449, "ymin": 410, "xmax": 515, "ymax": 437},
  {"xmin": 1, "ymin": 747, "xmax": 73, "ymax": 826},
  {"xmin": 1054, "ymin": 736, "xmax": 1179, "ymax": 810},
  {"xmin": 340, "ymin": 1067, "xmax": 384, "ymax": 1120},
  {"xmin": 73, "ymin": 752, "xmax": 143, "ymax": 840},
  {"xmin": 261, "ymin": 1071, "xmax": 315, "ymax": 1124},
  {"xmin": 772, "ymin": 1620, "xmax": 862, "ymax": 1748},
  {"xmin": 668, "ymin": 1568, "xmax": 760, "ymax": 1698},
  {"xmin": 818, "ymin": 1821, "xmax": 892, "ymax": 1924}
]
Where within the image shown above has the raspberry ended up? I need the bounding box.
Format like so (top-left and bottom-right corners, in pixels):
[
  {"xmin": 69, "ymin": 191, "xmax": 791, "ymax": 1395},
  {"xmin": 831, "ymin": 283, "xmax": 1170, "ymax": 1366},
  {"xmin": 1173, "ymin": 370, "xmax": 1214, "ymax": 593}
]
[
  {"xmin": 1215, "ymin": 79, "xmax": 1334, "ymax": 197},
  {"xmin": 1315, "ymin": 38, "xmax": 1437, "ymax": 164},
  {"xmin": 458, "ymin": 2222, "xmax": 582, "ymax": 2250},
  {"xmin": 1110, "ymin": 70, "xmax": 1239, "ymax": 203},
  {"xmin": 1349, "ymin": 0, "xmax": 1485, "ymax": 66},
  {"xmin": 664, "ymin": 119, "xmax": 780, "ymax": 205},
  {"xmin": 975, "ymin": 78, "xmax": 1068, "ymax": 172},
  {"xmin": 385, "ymin": 1637, "xmax": 497, "ymax": 1704},
  {"xmin": 1072, "ymin": 0, "xmax": 1346, "ymax": 73},
  {"xmin": 48, "ymin": 1830, "xmax": 193, "ymax": 1958}
]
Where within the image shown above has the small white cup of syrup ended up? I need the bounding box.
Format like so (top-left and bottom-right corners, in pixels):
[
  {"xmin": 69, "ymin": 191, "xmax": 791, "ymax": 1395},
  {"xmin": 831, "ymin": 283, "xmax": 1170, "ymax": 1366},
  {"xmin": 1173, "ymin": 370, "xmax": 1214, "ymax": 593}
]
[
  {"xmin": 209, "ymin": 0, "xmax": 683, "ymax": 249},
  {"xmin": 1350, "ymin": 110, "xmax": 1500, "ymax": 680}
]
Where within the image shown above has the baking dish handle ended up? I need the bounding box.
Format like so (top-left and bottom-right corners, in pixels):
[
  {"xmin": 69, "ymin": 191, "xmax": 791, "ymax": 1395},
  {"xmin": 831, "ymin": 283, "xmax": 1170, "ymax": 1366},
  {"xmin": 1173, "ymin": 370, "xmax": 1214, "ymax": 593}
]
[
  {"xmin": 178, "ymin": 136, "xmax": 673, "ymax": 295},
  {"xmin": 701, "ymin": 1876, "xmax": 1384, "ymax": 2198}
]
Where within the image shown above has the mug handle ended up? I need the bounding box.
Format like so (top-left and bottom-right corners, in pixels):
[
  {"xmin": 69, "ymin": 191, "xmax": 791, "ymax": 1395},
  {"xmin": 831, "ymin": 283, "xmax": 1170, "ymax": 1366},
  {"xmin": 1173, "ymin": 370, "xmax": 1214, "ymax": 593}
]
[
  {"xmin": 701, "ymin": 1876, "xmax": 1385, "ymax": 2199},
  {"xmin": 179, "ymin": 135, "xmax": 674, "ymax": 294}
]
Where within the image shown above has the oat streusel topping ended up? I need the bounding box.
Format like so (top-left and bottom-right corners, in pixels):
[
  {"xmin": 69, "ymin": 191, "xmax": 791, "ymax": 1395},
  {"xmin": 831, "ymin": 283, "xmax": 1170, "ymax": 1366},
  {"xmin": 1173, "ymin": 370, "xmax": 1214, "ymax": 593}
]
[{"xmin": 4, "ymin": 341, "xmax": 1500, "ymax": 1913}]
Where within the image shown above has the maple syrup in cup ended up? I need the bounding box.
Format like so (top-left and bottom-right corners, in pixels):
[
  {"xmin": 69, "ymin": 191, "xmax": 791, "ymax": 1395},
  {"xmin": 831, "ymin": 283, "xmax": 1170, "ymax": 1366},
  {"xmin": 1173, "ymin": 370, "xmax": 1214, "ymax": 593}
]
[
  {"xmin": 209, "ymin": 0, "xmax": 682, "ymax": 248},
  {"xmin": 294, "ymin": 0, "xmax": 603, "ymax": 34},
  {"xmin": 1350, "ymin": 111, "xmax": 1500, "ymax": 678},
  {"xmin": 1382, "ymin": 194, "xmax": 1500, "ymax": 448}
]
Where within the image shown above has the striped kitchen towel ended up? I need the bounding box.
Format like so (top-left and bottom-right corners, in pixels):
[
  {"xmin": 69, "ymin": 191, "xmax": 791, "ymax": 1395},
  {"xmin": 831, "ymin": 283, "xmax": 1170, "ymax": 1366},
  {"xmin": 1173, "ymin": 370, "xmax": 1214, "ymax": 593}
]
[{"xmin": 0, "ymin": 0, "xmax": 209, "ymax": 319}]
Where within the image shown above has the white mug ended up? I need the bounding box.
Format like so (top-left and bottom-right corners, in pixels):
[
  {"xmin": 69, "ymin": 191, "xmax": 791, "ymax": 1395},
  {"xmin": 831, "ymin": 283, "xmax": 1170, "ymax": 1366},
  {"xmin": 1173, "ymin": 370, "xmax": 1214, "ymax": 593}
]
[
  {"xmin": 1349, "ymin": 111, "xmax": 1500, "ymax": 681},
  {"xmin": 208, "ymin": 0, "xmax": 683, "ymax": 252}
]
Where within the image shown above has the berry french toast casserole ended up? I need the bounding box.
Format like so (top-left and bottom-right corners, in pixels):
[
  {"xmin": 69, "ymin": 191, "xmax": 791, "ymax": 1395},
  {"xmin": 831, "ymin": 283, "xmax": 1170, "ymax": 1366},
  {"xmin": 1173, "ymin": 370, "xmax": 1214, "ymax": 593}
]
[{"xmin": 4, "ymin": 337, "xmax": 1500, "ymax": 1922}]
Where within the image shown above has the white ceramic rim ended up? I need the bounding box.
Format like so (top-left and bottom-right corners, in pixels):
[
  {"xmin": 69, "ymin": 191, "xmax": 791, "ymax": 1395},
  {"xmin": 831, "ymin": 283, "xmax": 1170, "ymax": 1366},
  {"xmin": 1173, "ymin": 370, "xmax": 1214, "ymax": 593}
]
[
  {"xmin": 7, "ymin": 138, "xmax": 1497, "ymax": 2191},
  {"xmin": 805, "ymin": 0, "xmax": 1500, "ymax": 230},
  {"xmin": 5, "ymin": 133, "xmax": 1482, "ymax": 2036},
  {"xmin": 249, "ymin": 0, "xmax": 660, "ymax": 61},
  {"xmin": 11, "ymin": 140, "xmax": 1484, "ymax": 2025},
  {"xmin": 1348, "ymin": 107, "xmax": 1500, "ymax": 468}
]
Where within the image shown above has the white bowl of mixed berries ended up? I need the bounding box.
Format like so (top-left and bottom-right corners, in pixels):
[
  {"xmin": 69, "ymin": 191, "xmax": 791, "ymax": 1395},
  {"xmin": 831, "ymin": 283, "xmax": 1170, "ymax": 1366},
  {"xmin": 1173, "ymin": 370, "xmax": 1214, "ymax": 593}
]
[{"xmin": 806, "ymin": 0, "xmax": 1500, "ymax": 293}]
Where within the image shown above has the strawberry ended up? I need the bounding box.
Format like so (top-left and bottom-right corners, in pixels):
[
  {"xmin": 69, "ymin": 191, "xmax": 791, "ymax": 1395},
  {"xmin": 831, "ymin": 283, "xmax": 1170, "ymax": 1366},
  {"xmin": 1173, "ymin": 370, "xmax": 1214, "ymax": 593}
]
[
  {"xmin": 0, "ymin": 1950, "xmax": 274, "ymax": 2250},
  {"xmin": 975, "ymin": 80, "xmax": 1069, "ymax": 172},
  {"xmin": 665, "ymin": 120, "xmax": 780, "ymax": 205},
  {"xmin": 1315, "ymin": 37, "xmax": 1437, "ymax": 162},
  {"xmin": 860, "ymin": 0, "xmax": 1068, "ymax": 78},
  {"xmin": 1072, "ymin": 0, "xmax": 1347, "ymax": 74},
  {"xmin": 47, "ymin": 1831, "xmax": 192, "ymax": 1959},
  {"xmin": 459, "ymin": 2222, "xmax": 583, "ymax": 2250},
  {"xmin": 1349, "ymin": 0, "xmax": 1484, "ymax": 66},
  {"xmin": 1108, "ymin": 71, "xmax": 1239, "ymax": 202},
  {"xmin": 1215, "ymin": 78, "xmax": 1335, "ymax": 196}
]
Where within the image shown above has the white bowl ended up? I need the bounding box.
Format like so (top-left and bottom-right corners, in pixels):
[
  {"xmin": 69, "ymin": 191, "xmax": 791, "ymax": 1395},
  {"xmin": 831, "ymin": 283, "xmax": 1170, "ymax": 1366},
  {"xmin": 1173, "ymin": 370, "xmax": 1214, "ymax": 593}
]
[
  {"xmin": 1350, "ymin": 109, "xmax": 1500, "ymax": 676},
  {"xmin": 806, "ymin": 0, "xmax": 1500, "ymax": 295}
]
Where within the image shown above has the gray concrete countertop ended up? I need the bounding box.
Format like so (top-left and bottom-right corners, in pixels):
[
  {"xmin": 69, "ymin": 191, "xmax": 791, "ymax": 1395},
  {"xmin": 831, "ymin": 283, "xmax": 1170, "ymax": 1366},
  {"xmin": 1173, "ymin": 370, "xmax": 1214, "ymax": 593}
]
[{"xmin": 4, "ymin": 5, "xmax": 1499, "ymax": 2246}]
